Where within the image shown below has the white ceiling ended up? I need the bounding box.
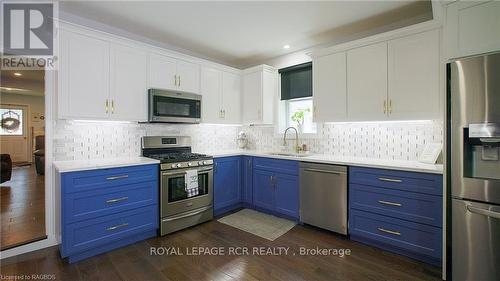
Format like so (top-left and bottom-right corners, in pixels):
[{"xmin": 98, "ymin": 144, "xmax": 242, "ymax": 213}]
[
  {"xmin": 60, "ymin": 1, "xmax": 432, "ymax": 68},
  {"xmin": 1, "ymin": 70, "xmax": 45, "ymax": 97}
]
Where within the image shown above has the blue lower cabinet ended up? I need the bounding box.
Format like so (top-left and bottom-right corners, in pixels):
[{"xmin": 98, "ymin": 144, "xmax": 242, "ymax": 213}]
[
  {"xmin": 59, "ymin": 164, "xmax": 159, "ymax": 263},
  {"xmin": 349, "ymin": 209, "xmax": 442, "ymax": 265},
  {"xmin": 274, "ymin": 173, "xmax": 299, "ymax": 218},
  {"xmin": 252, "ymin": 157, "xmax": 299, "ymax": 220},
  {"xmin": 214, "ymin": 156, "xmax": 242, "ymax": 215},
  {"xmin": 348, "ymin": 166, "xmax": 443, "ymax": 266},
  {"xmin": 242, "ymin": 156, "xmax": 253, "ymax": 206},
  {"xmin": 253, "ymin": 169, "xmax": 275, "ymax": 211}
]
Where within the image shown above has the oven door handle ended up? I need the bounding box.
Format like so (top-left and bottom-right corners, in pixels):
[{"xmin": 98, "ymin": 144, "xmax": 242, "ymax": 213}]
[
  {"xmin": 162, "ymin": 167, "xmax": 213, "ymax": 176},
  {"xmin": 161, "ymin": 206, "xmax": 212, "ymax": 222}
]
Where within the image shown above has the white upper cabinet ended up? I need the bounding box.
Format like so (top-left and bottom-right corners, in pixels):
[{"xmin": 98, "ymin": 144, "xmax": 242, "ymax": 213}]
[
  {"xmin": 201, "ymin": 66, "xmax": 223, "ymax": 123},
  {"xmin": 312, "ymin": 52, "xmax": 347, "ymax": 122},
  {"xmin": 148, "ymin": 53, "xmax": 200, "ymax": 94},
  {"xmin": 176, "ymin": 60, "xmax": 200, "ymax": 94},
  {"xmin": 222, "ymin": 71, "xmax": 241, "ymax": 124},
  {"xmin": 59, "ymin": 30, "xmax": 110, "ymax": 119},
  {"xmin": 388, "ymin": 30, "xmax": 440, "ymax": 120},
  {"xmin": 445, "ymin": 1, "xmax": 500, "ymax": 59},
  {"xmin": 110, "ymin": 44, "xmax": 148, "ymax": 121},
  {"xmin": 347, "ymin": 42, "xmax": 388, "ymax": 121},
  {"xmin": 242, "ymin": 65, "xmax": 277, "ymax": 124},
  {"xmin": 200, "ymin": 66, "xmax": 241, "ymax": 124},
  {"xmin": 242, "ymin": 71, "xmax": 261, "ymax": 123},
  {"xmin": 148, "ymin": 54, "xmax": 177, "ymax": 91}
]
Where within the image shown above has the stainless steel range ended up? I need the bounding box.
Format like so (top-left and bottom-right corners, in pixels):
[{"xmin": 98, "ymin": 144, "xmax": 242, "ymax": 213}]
[{"xmin": 142, "ymin": 136, "xmax": 213, "ymax": 235}]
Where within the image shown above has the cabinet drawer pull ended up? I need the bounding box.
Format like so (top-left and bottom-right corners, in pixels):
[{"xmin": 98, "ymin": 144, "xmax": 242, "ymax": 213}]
[
  {"xmin": 378, "ymin": 177, "xmax": 402, "ymax": 183},
  {"xmin": 377, "ymin": 227, "xmax": 401, "ymax": 236},
  {"xmin": 106, "ymin": 197, "xmax": 129, "ymax": 204},
  {"xmin": 378, "ymin": 200, "xmax": 402, "ymax": 207},
  {"xmin": 106, "ymin": 223, "xmax": 129, "ymax": 231},
  {"xmin": 106, "ymin": 175, "xmax": 129, "ymax": 180}
]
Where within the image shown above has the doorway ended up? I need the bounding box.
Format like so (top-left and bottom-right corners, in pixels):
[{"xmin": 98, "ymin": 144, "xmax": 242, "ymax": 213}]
[{"xmin": 0, "ymin": 69, "xmax": 47, "ymax": 250}]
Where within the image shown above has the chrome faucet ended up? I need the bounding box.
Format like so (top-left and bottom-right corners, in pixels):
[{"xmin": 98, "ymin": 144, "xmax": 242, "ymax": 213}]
[{"xmin": 283, "ymin": 127, "xmax": 301, "ymax": 153}]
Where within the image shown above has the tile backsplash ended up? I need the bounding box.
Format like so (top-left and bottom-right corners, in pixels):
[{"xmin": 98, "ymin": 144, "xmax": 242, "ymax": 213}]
[{"xmin": 53, "ymin": 120, "xmax": 443, "ymax": 162}]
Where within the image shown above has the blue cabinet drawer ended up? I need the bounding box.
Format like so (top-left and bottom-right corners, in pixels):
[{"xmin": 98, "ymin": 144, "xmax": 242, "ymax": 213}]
[
  {"xmin": 61, "ymin": 205, "xmax": 158, "ymax": 257},
  {"xmin": 62, "ymin": 164, "xmax": 158, "ymax": 193},
  {"xmin": 350, "ymin": 184, "xmax": 442, "ymax": 227},
  {"xmin": 349, "ymin": 209, "xmax": 442, "ymax": 261},
  {"xmin": 349, "ymin": 167, "xmax": 442, "ymax": 196},
  {"xmin": 64, "ymin": 181, "xmax": 158, "ymax": 223},
  {"xmin": 253, "ymin": 157, "xmax": 298, "ymax": 175}
]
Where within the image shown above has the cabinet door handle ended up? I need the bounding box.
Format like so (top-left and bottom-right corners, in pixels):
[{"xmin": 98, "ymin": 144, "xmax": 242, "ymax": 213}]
[
  {"xmin": 105, "ymin": 99, "xmax": 109, "ymax": 113},
  {"xmin": 377, "ymin": 227, "xmax": 401, "ymax": 236},
  {"xmin": 378, "ymin": 200, "xmax": 402, "ymax": 207},
  {"xmin": 111, "ymin": 99, "xmax": 115, "ymax": 114},
  {"xmin": 378, "ymin": 177, "xmax": 402, "ymax": 183},
  {"xmin": 106, "ymin": 196, "xmax": 129, "ymax": 204},
  {"xmin": 389, "ymin": 100, "xmax": 392, "ymax": 114},
  {"xmin": 106, "ymin": 175, "xmax": 129, "ymax": 180},
  {"xmin": 106, "ymin": 223, "xmax": 129, "ymax": 231},
  {"xmin": 174, "ymin": 75, "xmax": 177, "ymax": 86},
  {"xmin": 178, "ymin": 76, "xmax": 181, "ymax": 87},
  {"xmin": 383, "ymin": 100, "xmax": 387, "ymax": 114}
]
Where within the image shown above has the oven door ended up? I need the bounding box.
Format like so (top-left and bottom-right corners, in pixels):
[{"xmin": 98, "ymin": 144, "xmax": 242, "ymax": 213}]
[
  {"xmin": 161, "ymin": 166, "xmax": 213, "ymax": 217},
  {"xmin": 149, "ymin": 89, "xmax": 201, "ymax": 123}
]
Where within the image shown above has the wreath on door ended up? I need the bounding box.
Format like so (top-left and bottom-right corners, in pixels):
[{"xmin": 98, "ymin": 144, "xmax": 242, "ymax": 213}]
[{"xmin": 1, "ymin": 110, "xmax": 21, "ymax": 132}]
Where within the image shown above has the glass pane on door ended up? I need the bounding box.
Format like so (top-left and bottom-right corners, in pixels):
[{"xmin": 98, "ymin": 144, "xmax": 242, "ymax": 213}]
[{"xmin": 0, "ymin": 108, "xmax": 23, "ymax": 135}]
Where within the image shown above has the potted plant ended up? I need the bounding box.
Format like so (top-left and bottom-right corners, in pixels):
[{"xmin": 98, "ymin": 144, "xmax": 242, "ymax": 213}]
[{"xmin": 291, "ymin": 108, "xmax": 310, "ymax": 133}]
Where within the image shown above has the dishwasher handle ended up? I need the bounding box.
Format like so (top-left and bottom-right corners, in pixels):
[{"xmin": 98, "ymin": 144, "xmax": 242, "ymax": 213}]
[{"xmin": 302, "ymin": 168, "xmax": 346, "ymax": 175}]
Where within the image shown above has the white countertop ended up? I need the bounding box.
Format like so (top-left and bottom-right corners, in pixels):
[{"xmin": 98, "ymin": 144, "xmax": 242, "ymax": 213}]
[
  {"xmin": 197, "ymin": 149, "xmax": 443, "ymax": 174},
  {"xmin": 53, "ymin": 157, "xmax": 160, "ymax": 173}
]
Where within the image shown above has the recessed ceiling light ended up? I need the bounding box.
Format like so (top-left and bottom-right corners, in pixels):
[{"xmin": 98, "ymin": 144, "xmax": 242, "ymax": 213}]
[
  {"xmin": 13, "ymin": 72, "xmax": 22, "ymax": 77},
  {"xmin": 0, "ymin": 86, "xmax": 28, "ymax": 92},
  {"xmin": 283, "ymin": 45, "xmax": 290, "ymax": 49}
]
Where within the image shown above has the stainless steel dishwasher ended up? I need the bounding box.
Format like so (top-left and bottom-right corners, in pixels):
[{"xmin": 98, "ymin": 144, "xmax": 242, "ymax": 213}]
[{"xmin": 299, "ymin": 162, "xmax": 347, "ymax": 234}]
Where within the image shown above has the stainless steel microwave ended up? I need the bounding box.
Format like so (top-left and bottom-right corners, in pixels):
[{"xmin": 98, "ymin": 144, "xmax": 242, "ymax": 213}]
[{"xmin": 148, "ymin": 89, "xmax": 201, "ymax": 123}]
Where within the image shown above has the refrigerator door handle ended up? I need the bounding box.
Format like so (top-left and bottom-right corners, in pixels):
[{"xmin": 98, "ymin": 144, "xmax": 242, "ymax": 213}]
[{"xmin": 467, "ymin": 205, "xmax": 500, "ymax": 219}]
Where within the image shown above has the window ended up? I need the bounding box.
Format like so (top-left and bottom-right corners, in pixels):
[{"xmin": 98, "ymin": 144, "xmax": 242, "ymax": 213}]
[
  {"xmin": 279, "ymin": 62, "xmax": 317, "ymax": 134},
  {"xmin": 285, "ymin": 97, "xmax": 316, "ymax": 134},
  {"xmin": 0, "ymin": 108, "xmax": 23, "ymax": 136}
]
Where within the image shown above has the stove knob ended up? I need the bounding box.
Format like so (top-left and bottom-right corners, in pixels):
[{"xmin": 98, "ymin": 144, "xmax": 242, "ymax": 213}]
[
  {"xmin": 203, "ymin": 161, "xmax": 208, "ymax": 165},
  {"xmin": 198, "ymin": 161, "xmax": 204, "ymax": 165},
  {"xmin": 171, "ymin": 164, "xmax": 176, "ymax": 168},
  {"xmin": 176, "ymin": 163, "xmax": 182, "ymax": 168},
  {"xmin": 188, "ymin": 162, "xmax": 193, "ymax": 166}
]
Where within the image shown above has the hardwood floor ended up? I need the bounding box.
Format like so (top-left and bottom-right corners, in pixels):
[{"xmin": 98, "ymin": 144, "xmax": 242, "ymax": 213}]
[
  {"xmin": 0, "ymin": 220, "xmax": 441, "ymax": 281},
  {"xmin": 1, "ymin": 165, "xmax": 46, "ymax": 250}
]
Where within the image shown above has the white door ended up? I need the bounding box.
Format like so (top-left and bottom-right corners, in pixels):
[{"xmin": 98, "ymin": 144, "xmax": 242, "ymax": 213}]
[
  {"xmin": 347, "ymin": 42, "xmax": 388, "ymax": 121},
  {"xmin": 0, "ymin": 105, "xmax": 30, "ymax": 163},
  {"xmin": 149, "ymin": 53, "xmax": 177, "ymax": 91},
  {"xmin": 222, "ymin": 72, "xmax": 241, "ymax": 124},
  {"xmin": 200, "ymin": 67, "xmax": 222, "ymax": 123},
  {"xmin": 388, "ymin": 30, "xmax": 440, "ymax": 120},
  {"xmin": 176, "ymin": 60, "xmax": 200, "ymax": 94},
  {"xmin": 313, "ymin": 52, "xmax": 347, "ymax": 122},
  {"xmin": 110, "ymin": 44, "xmax": 148, "ymax": 121},
  {"xmin": 242, "ymin": 71, "xmax": 262, "ymax": 124},
  {"xmin": 60, "ymin": 30, "xmax": 109, "ymax": 119}
]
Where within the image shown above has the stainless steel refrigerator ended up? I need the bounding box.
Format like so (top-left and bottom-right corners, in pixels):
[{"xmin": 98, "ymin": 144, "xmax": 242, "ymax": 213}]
[{"xmin": 448, "ymin": 52, "xmax": 500, "ymax": 281}]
